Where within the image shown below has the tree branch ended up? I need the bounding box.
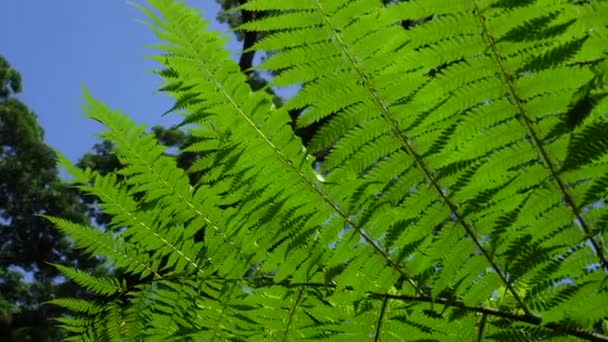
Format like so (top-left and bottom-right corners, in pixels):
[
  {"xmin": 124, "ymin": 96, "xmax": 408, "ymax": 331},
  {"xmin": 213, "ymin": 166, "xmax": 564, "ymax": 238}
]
[
  {"xmin": 237, "ymin": 0, "xmax": 257, "ymax": 75},
  {"xmin": 371, "ymin": 292, "xmax": 608, "ymax": 342},
  {"xmin": 135, "ymin": 273, "xmax": 608, "ymax": 342},
  {"xmin": 263, "ymin": 278, "xmax": 608, "ymax": 342},
  {"xmin": 373, "ymin": 296, "xmax": 389, "ymax": 342}
]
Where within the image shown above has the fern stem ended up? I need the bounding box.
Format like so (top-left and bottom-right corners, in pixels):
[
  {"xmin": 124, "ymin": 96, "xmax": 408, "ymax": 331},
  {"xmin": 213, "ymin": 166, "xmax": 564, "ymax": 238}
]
[
  {"xmin": 476, "ymin": 313, "xmax": 487, "ymax": 342},
  {"xmin": 188, "ymin": 274, "xmax": 608, "ymax": 342},
  {"xmin": 472, "ymin": 1, "xmax": 608, "ymax": 273},
  {"xmin": 312, "ymin": 0, "xmax": 530, "ymax": 316},
  {"xmin": 374, "ymin": 292, "xmax": 608, "ymax": 342},
  {"xmin": 210, "ymin": 281, "xmax": 237, "ymax": 342},
  {"xmin": 100, "ymin": 272, "xmax": 608, "ymax": 342},
  {"xmin": 374, "ymin": 296, "xmax": 389, "ymax": 342},
  {"xmin": 281, "ymin": 286, "xmax": 305, "ymax": 342}
]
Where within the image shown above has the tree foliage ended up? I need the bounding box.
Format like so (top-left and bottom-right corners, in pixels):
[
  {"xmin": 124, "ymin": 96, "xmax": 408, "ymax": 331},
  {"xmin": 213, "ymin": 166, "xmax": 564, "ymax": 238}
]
[
  {"xmin": 0, "ymin": 56, "xmax": 105, "ymax": 341},
  {"xmin": 50, "ymin": 0, "xmax": 608, "ymax": 340}
]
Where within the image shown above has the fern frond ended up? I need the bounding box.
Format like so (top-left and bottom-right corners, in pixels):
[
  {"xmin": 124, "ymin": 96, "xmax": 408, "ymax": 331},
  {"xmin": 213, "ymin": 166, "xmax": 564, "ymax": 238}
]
[
  {"xmin": 50, "ymin": 0, "xmax": 608, "ymax": 340},
  {"xmin": 141, "ymin": 0, "xmax": 421, "ymax": 295},
  {"xmin": 46, "ymin": 298, "xmax": 103, "ymax": 316},
  {"xmin": 241, "ymin": 0, "xmax": 608, "ymax": 338},
  {"xmin": 45, "ymin": 215, "xmax": 157, "ymax": 278},
  {"xmin": 53, "ymin": 264, "xmax": 125, "ymax": 296}
]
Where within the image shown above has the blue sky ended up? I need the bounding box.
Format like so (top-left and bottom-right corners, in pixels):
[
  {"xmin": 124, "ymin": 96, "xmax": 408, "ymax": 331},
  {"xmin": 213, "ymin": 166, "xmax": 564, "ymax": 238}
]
[{"xmin": 1, "ymin": 1, "xmax": 243, "ymax": 163}]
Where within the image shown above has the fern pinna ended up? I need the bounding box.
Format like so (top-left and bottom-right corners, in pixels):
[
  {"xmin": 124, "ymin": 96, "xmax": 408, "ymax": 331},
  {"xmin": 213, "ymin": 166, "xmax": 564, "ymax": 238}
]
[{"xmin": 47, "ymin": 0, "xmax": 608, "ymax": 340}]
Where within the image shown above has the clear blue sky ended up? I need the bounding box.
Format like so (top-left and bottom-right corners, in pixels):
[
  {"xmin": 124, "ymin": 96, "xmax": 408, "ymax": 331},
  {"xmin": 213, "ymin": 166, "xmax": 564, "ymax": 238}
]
[{"xmin": 1, "ymin": 1, "xmax": 243, "ymax": 163}]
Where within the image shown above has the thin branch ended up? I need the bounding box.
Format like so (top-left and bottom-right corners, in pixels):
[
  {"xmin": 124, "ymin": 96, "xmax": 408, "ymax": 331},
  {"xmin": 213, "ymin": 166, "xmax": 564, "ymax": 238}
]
[
  {"xmin": 257, "ymin": 277, "xmax": 608, "ymax": 342},
  {"xmin": 105, "ymin": 273, "xmax": 608, "ymax": 341},
  {"xmin": 476, "ymin": 313, "xmax": 487, "ymax": 342},
  {"xmin": 374, "ymin": 297, "xmax": 389, "ymax": 342},
  {"xmin": 237, "ymin": 0, "xmax": 257, "ymax": 75},
  {"xmin": 210, "ymin": 282, "xmax": 238, "ymax": 342},
  {"xmin": 371, "ymin": 293, "xmax": 608, "ymax": 342},
  {"xmin": 281, "ymin": 286, "xmax": 305, "ymax": 342}
]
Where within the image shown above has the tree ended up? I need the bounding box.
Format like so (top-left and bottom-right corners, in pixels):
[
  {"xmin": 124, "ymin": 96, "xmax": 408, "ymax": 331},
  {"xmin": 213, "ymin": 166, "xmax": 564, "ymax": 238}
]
[
  {"xmin": 50, "ymin": 0, "xmax": 608, "ymax": 341},
  {"xmin": 0, "ymin": 56, "xmax": 104, "ymax": 341}
]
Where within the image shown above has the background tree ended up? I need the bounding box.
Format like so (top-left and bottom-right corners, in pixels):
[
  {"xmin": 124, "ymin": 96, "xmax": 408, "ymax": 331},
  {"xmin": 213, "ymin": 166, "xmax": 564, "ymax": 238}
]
[{"xmin": 0, "ymin": 56, "xmax": 106, "ymax": 341}]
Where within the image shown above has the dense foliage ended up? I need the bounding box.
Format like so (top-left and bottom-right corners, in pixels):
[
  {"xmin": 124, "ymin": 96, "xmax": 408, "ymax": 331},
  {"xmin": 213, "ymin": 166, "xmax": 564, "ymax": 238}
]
[
  {"xmin": 50, "ymin": 0, "xmax": 608, "ymax": 340},
  {"xmin": 0, "ymin": 56, "xmax": 105, "ymax": 341}
]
